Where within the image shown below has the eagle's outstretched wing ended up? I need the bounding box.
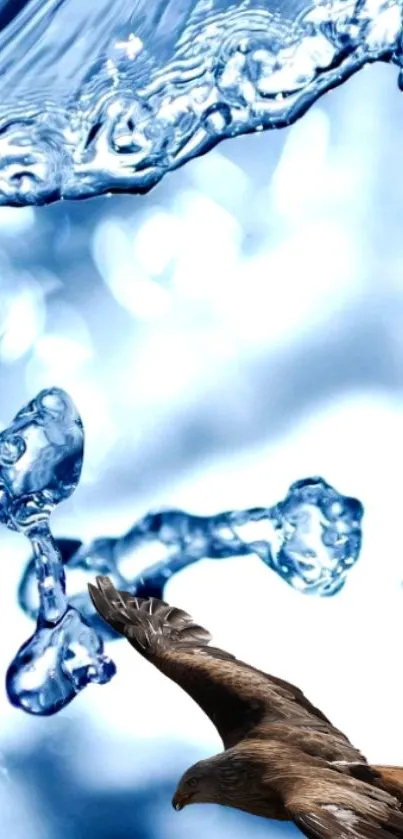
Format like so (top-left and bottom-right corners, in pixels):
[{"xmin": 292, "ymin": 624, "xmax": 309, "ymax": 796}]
[{"xmin": 88, "ymin": 576, "xmax": 366, "ymax": 761}]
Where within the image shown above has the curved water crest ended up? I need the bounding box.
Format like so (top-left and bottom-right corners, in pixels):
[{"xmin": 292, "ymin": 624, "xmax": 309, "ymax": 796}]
[
  {"xmin": 0, "ymin": 0, "xmax": 402, "ymax": 206},
  {"xmin": 0, "ymin": 390, "xmax": 363, "ymax": 714}
]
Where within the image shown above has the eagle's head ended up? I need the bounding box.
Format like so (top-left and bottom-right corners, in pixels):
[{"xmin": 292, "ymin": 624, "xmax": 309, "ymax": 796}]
[
  {"xmin": 172, "ymin": 752, "xmax": 255, "ymax": 811},
  {"xmin": 172, "ymin": 759, "xmax": 219, "ymax": 810}
]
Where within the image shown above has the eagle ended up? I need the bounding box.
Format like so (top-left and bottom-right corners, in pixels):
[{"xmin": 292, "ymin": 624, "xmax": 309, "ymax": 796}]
[{"xmin": 88, "ymin": 576, "xmax": 403, "ymax": 839}]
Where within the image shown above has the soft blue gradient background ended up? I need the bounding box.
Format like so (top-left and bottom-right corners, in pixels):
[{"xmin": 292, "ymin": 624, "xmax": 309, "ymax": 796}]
[{"xmin": 0, "ymin": 61, "xmax": 402, "ymax": 839}]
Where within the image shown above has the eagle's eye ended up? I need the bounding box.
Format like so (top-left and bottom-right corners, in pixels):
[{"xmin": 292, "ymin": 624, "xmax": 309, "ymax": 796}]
[{"xmin": 186, "ymin": 777, "xmax": 198, "ymax": 788}]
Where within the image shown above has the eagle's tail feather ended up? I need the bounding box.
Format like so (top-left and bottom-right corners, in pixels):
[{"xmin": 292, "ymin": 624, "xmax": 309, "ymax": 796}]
[{"xmin": 88, "ymin": 575, "xmax": 212, "ymax": 655}]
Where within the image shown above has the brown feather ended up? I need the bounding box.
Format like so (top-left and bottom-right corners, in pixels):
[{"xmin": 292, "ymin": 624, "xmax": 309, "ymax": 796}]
[
  {"xmin": 375, "ymin": 769, "xmax": 403, "ymax": 789},
  {"xmin": 89, "ymin": 578, "xmax": 403, "ymax": 839},
  {"xmin": 373, "ymin": 768, "xmax": 403, "ymax": 808}
]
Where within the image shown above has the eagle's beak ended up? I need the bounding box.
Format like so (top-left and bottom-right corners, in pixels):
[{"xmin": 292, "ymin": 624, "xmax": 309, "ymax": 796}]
[{"xmin": 172, "ymin": 791, "xmax": 188, "ymax": 811}]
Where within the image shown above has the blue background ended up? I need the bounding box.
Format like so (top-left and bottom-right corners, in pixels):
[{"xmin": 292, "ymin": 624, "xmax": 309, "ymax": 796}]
[{"xmin": 0, "ymin": 61, "xmax": 402, "ymax": 839}]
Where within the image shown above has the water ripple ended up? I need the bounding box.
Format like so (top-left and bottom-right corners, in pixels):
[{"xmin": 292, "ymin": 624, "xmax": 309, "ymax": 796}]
[{"xmin": 0, "ymin": 0, "xmax": 401, "ymax": 204}]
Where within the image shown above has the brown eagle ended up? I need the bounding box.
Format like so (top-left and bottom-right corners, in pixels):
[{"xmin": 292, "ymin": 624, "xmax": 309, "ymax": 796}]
[{"xmin": 88, "ymin": 576, "xmax": 403, "ymax": 839}]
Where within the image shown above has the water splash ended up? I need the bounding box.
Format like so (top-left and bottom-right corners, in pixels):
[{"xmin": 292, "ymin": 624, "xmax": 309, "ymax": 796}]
[
  {"xmin": 0, "ymin": 388, "xmax": 115, "ymax": 716},
  {"xmin": 0, "ymin": 391, "xmax": 364, "ymax": 714},
  {"xmin": 19, "ymin": 476, "xmax": 364, "ymax": 642},
  {"xmin": 0, "ymin": 0, "xmax": 402, "ymax": 206}
]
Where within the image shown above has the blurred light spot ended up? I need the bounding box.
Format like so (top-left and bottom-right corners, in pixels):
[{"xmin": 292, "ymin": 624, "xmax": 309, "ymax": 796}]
[
  {"xmin": 33, "ymin": 334, "xmax": 92, "ymax": 372},
  {"xmin": 130, "ymin": 330, "xmax": 206, "ymax": 403},
  {"xmin": 30, "ymin": 300, "xmax": 94, "ymax": 374},
  {"xmin": 24, "ymin": 300, "xmax": 96, "ymax": 434},
  {"xmin": 171, "ymin": 189, "xmax": 241, "ymax": 300},
  {"xmin": 92, "ymin": 217, "xmax": 128, "ymax": 275},
  {"xmin": 0, "ymin": 277, "xmax": 45, "ymax": 363},
  {"xmin": 132, "ymin": 209, "xmax": 180, "ymax": 276},
  {"xmin": 0, "ymin": 206, "xmax": 35, "ymax": 234},
  {"xmin": 92, "ymin": 218, "xmax": 170, "ymax": 320},
  {"xmin": 270, "ymin": 108, "xmax": 330, "ymax": 219},
  {"xmin": 187, "ymin": 149, "xmax": 250, "ymax": 208},
  {"xmin": 215, "ymin": 221, "xmax": 360, "ymax": 348},
  {"xmin": 34, "ymin": 269, "xmax": 63, "ymax": 297},
  {"xmin": 107, "ymin": 268, "xmax": 169, "ymax": 320}
]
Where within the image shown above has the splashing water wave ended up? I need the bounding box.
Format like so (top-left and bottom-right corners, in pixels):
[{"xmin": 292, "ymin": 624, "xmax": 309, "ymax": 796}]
[
  {"xmin": 0, "ymin": 387, "xmax": 115, "ymax": 716},
  {"xmin": 0, "ymin": 388, "xmax": 363, "ymax": 714},
  {"xmin": 0, "ymin": 0, "xmax": 402, "ymax": 206},
  {"xmin": 19, "ymin": 477, "xmax": 364, "ymax": 646}
]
